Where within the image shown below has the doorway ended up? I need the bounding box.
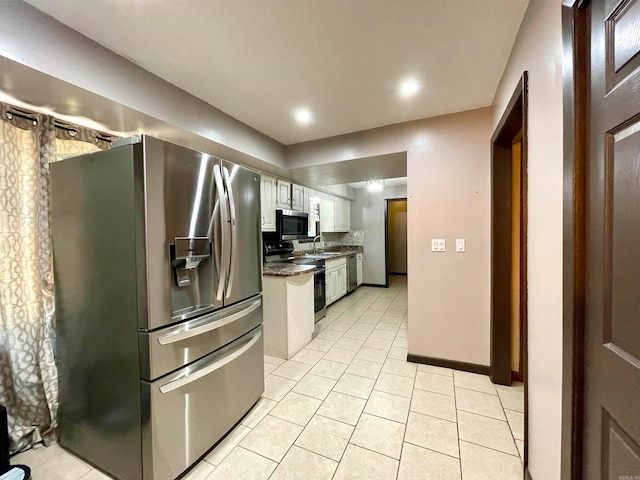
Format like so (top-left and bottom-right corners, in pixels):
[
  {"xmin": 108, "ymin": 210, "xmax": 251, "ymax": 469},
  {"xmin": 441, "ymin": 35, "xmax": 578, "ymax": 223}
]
[
  {"xmin": 490, "ymin": 72, "xmax": 528, "ymax": 464},
  {"xmin": 385, "ymin": 198, "xmax": 408, "ymax": 287}
]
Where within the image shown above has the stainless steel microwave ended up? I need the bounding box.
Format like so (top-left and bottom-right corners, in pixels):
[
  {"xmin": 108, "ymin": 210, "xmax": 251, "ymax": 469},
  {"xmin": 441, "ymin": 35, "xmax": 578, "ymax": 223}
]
[{"xmin": 276, "ymin": 209, "xmax": 309, "ymax": 240}]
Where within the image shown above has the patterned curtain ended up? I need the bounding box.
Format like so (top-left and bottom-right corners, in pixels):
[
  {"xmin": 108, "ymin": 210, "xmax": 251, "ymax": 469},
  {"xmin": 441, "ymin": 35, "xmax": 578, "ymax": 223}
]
[{"xmin": 0, "ymin": 103, "xmax": 108, "ymax": 453}]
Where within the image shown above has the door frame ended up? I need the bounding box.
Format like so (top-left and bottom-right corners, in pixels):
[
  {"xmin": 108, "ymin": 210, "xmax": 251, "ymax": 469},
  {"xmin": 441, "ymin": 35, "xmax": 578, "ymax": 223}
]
[
  {"xmin": 561, "ymin": 1, "xmax": 589, "ymax": 479},
  {"xmin": 490, "ymin": 72, "xmax": 529, "ymax": 468},
  {"xmin": 490, "ymin": 71, "xmax": 529, "ymax": 383},
  {"xmin": 384, "ymin": 197, "xmax": 408, "ymax": 287}
]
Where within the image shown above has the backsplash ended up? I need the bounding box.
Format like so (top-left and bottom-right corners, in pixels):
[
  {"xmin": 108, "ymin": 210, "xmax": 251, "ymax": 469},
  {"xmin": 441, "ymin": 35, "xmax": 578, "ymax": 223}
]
[
  {"xmin": 338, "ymin": 230, "xmax": 364, "ymax": 246},
  {"xmin": 292, "ymin": 230, "xmax": 364, "ymax": 252}
]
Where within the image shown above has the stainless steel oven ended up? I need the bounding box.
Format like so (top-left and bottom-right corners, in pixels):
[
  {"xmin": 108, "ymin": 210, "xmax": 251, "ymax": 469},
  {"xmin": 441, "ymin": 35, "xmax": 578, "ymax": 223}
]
[{"xmin": 275, "ymin": 209, "xmax": 309, "ymax": 240}]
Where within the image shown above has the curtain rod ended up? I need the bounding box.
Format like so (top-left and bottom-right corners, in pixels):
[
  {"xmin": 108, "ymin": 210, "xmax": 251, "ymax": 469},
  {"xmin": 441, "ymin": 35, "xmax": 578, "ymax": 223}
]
[{"xmin": 4, "ymin": 105, "xmax": 116, "ymax": 143}]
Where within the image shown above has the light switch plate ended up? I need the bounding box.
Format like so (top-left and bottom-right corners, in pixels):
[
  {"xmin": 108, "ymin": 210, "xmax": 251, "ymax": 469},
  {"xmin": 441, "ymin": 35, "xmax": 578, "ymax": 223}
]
[
  {"xmin": 456, "ymin": 239, "xmax": 466, "ymax": 252},
  {"xmin": 432, "ymin": 239, "xmax": 446, "ymax": 252}
]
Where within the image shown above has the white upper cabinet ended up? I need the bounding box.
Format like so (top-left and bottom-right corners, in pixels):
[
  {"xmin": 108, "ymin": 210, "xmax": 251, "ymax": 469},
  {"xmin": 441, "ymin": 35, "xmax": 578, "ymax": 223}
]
[
  {"xmin": 303, "ymin": 188, "xmax": 311, "ymax": 214},
  {"xmin": 319, "ymin": 195, "xmax": 351, "ymax": 233},
  {"xmin": 334, "ymin": 198, "xmax": 343, "ymax": 230},
  {"xmin": 276, "ymin": 179, "xmax": 291, "ymax": 209},
  {"xmin": 333, "ymin": 198, "xmax": 351, "ymax": 232},
  {"xmin": 291, "ymin": 183, "xmax": 304, "ymax": 211},
  {"xmin": 319, "ymin": 196, "xmax": 335, "ymax": 233},
  {"xmin": 260, "ymin": 175, "xmax": 277, "ymax": 231},
  {"xmin": 341, "ymin": 199, "xmax": 351, "ymax": 231}
]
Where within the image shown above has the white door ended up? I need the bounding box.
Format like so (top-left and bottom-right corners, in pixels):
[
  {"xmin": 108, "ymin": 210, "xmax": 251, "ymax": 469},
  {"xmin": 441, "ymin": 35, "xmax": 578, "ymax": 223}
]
[
  {"xmin": 329, "ymin": 269, "xmax": 340, "ymax": 304},
  {"xmin": 334, "ymin": 199, "xmax": 343, "ymax": 231},
  {"xmin": 320, "ymin": 198, "xmax": 335, "ymax": 233},
  {"xmin": 260, "ymin": 175, "xmax": 276, "ymax": 231},
  {"xmin": 325, "ymin": 271, "xmax": 330, "ymax": 303},
  {"xmin": 338, "ymin": 265, "xmax": 348, "ymax": 297},
  {"xmin": 342, "ymin": 200, "xmax": 351, "ymax": 231},
  {"xmin": 291, "ymin": 184, "xmax": 304, "ymax": 211},
  {"xmin": 303, "ymin": 189, "xmax": 311, "ymax": 214},
  {"xmin": 276, "ymin": 179, "xmax": 291, "ymax": 209}
]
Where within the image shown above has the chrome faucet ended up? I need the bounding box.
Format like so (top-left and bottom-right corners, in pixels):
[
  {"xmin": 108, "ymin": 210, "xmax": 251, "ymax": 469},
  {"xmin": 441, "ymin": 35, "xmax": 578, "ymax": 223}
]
[{"xmin": 313, "ymin": 235, "xmax": 327, "ymax": 254}]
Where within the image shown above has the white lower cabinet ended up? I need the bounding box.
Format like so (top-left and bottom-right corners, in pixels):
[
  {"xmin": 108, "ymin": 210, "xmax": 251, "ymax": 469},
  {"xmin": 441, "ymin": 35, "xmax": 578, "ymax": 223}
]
[
  {"xmin": 338, "ymin": 265, "xmax": 347, "ymax": 298},
  {"xmin": 356, "ymin": 253, "xmax": 363, "ymax": 286},
  {"xmin": 325, "ymin": 257, "xmax": 347, "ymax": 305}
]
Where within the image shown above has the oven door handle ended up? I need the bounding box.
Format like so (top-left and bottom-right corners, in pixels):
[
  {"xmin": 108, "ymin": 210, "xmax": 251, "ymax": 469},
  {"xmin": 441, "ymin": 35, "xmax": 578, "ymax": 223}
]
[
  {"xmin": 159, "ymin": 329, "xmax": 262, "ymax": 394},
  {"xmin": 157, "ymin": 299, "xmax": 261, "ymax": 345}
]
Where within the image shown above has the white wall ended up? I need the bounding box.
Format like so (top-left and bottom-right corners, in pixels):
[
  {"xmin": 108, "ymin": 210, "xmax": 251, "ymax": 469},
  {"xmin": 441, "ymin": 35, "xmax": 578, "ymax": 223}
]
[
  {"xmin": 290, "ymin": 108, "xmax": 492, "ymax": 366},
  {"xmin": 351, "ymin": 185, "xmax": 407, "ymax": 285},
  {"xmin": 491, "ymin": 0, "xmax": 564, "ymax": 478},
  {"xmin": 0, "ymin": 0, "xmax": 285, "ymax": 170}
]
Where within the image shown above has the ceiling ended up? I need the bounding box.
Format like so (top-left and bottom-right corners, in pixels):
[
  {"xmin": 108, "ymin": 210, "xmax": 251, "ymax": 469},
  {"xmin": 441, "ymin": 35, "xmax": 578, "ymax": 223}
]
[{"xmin": 24, "ymin": 0, "xmax": 529, "ymax": 146}]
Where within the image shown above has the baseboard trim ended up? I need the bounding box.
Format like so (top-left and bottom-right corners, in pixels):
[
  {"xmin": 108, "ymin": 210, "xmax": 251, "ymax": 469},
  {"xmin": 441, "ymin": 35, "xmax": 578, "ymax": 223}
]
[
  {"xmin": 388, "ymin": 272, "xmax": 407, "ymax": 276},
  {"xmin": 407, "ymin": 354, "xmax": 490, "ymax": 375},
  {"xmin": 525, "ymin": 467, "xmax": 532, "ymax": 480},
  {"xmin": 361, "ymin": 283, "xmax": 387, "ymax": 288}
]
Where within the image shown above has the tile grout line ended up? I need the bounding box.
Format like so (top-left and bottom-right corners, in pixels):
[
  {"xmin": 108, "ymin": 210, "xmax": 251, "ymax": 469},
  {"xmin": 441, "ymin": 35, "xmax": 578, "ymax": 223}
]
[
  {"xmin": 453, "ymin": 371, "xmax": 464, "ymax": 479},
  {"xmin": 495, "ymin": 381, "xmax": 525, "ymax": 464},
  {"xmin": 458, "ymin": 439, "xmax": 522, "ymax": 459},
  {"xmin": 455, "ymin": 408, "xmax": 509, "ymax": 423}
]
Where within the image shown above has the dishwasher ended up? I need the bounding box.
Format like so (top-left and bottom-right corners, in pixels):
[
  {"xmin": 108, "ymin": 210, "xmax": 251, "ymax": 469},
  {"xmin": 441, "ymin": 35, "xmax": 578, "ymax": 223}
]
[{"xmin": 347, "ymin": 253, "xmax": 358, "ymax": 293}]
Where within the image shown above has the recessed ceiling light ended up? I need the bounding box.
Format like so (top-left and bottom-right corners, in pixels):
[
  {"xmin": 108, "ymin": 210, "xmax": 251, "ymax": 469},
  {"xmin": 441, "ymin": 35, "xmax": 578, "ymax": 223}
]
[
  {"xmin": 399, "ymin": 79, "xmax": 420, "ymax": 98},
  {"xmin": 294, "ymin": 108, "xmax": 313, "ymax": 125}
]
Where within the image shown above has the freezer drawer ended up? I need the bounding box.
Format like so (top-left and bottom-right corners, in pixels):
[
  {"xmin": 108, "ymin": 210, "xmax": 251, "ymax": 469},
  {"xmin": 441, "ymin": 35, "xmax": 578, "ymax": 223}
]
[
  {"xmin": 141, "ymin": 326, "xmax": 264, "ymax": 480},
  {"xmin": 139, "ymin": 295, "xmax": 262, "ymax": 380}
]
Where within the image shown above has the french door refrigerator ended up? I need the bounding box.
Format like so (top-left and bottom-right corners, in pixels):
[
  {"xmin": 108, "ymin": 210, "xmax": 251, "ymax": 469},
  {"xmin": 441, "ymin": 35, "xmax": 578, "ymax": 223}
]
[{"xmin": 51, "ymin": 136, "xmax": 263, "ymax": 480}]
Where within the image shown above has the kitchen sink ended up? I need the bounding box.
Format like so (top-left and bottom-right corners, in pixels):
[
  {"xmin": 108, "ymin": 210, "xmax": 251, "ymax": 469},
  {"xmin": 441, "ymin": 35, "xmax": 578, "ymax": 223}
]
[{"xmin": 304, "ymin": 252, "xmax": 344, "ymax": 259}]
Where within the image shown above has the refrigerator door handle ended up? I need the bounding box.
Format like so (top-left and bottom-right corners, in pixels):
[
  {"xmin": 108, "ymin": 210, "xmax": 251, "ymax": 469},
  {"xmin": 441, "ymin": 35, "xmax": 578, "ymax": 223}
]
[
  {"xmin": 159, "ymin": 329, "xmax": 262, "ymax": 394},
  {"xmin": 157, "ymin": 298, "xmax": 262, "ymax": 345},
  {"xmin": 208, "ymin": 198, "xmax": 221, "ymax": 289},
  {"xmin": 222, "ymin": 166, "xmax": 238, "ymax": 299},
  {"xmin": 213, "ymin": 164, "xmax": 230, "ymax": 302}
]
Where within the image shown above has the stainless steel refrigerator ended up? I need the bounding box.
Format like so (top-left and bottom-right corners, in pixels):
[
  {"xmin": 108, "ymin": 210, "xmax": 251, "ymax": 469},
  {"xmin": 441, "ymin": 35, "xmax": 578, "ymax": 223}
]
[{"xmin": 51, "ymin": 136, "xmax": 264, "ymax": 480}]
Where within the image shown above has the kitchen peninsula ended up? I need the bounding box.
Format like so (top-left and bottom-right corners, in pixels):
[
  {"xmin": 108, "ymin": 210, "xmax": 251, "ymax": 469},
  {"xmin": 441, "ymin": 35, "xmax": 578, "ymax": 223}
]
[{"xmin": 262, "ymin": 265, "xmax": 316, "ymax": 360}]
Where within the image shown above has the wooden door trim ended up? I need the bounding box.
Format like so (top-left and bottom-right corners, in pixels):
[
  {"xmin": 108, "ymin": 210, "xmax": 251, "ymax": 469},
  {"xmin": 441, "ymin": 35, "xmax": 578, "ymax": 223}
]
[
  {"xmin": 490, "ymin": 71, "xmax": 529, "ymax": 471},
  {"xmin": 561, "ymin": 1, "xmax": 589, "ymax": 479},
  {"xmin": 490, "ymin": 72, "xmax": 528, "ymax": 381}
]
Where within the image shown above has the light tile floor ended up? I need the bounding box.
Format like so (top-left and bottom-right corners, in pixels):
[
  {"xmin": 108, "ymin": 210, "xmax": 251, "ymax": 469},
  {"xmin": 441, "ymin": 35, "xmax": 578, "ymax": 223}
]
[{"xmin": 14, "ymin": 276, "xmax": 525, "ymax": 480}]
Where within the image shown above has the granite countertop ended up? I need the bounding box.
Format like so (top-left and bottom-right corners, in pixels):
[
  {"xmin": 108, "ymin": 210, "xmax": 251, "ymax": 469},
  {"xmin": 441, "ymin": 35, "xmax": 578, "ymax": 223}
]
[
  {"xmin": 292, "ymin": 246, "xmax": 363, "ymax": 260},
  {"xmin": 262, "ymin": 263, "xmax": 317, "ymax": 277}
]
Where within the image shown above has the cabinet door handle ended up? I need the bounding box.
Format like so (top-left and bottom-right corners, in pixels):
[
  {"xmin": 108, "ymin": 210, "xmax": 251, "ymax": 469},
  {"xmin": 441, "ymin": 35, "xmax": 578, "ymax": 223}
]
[{"xmin": 262, "ymin": 216, "xmax": 265, "ymax": 225}]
